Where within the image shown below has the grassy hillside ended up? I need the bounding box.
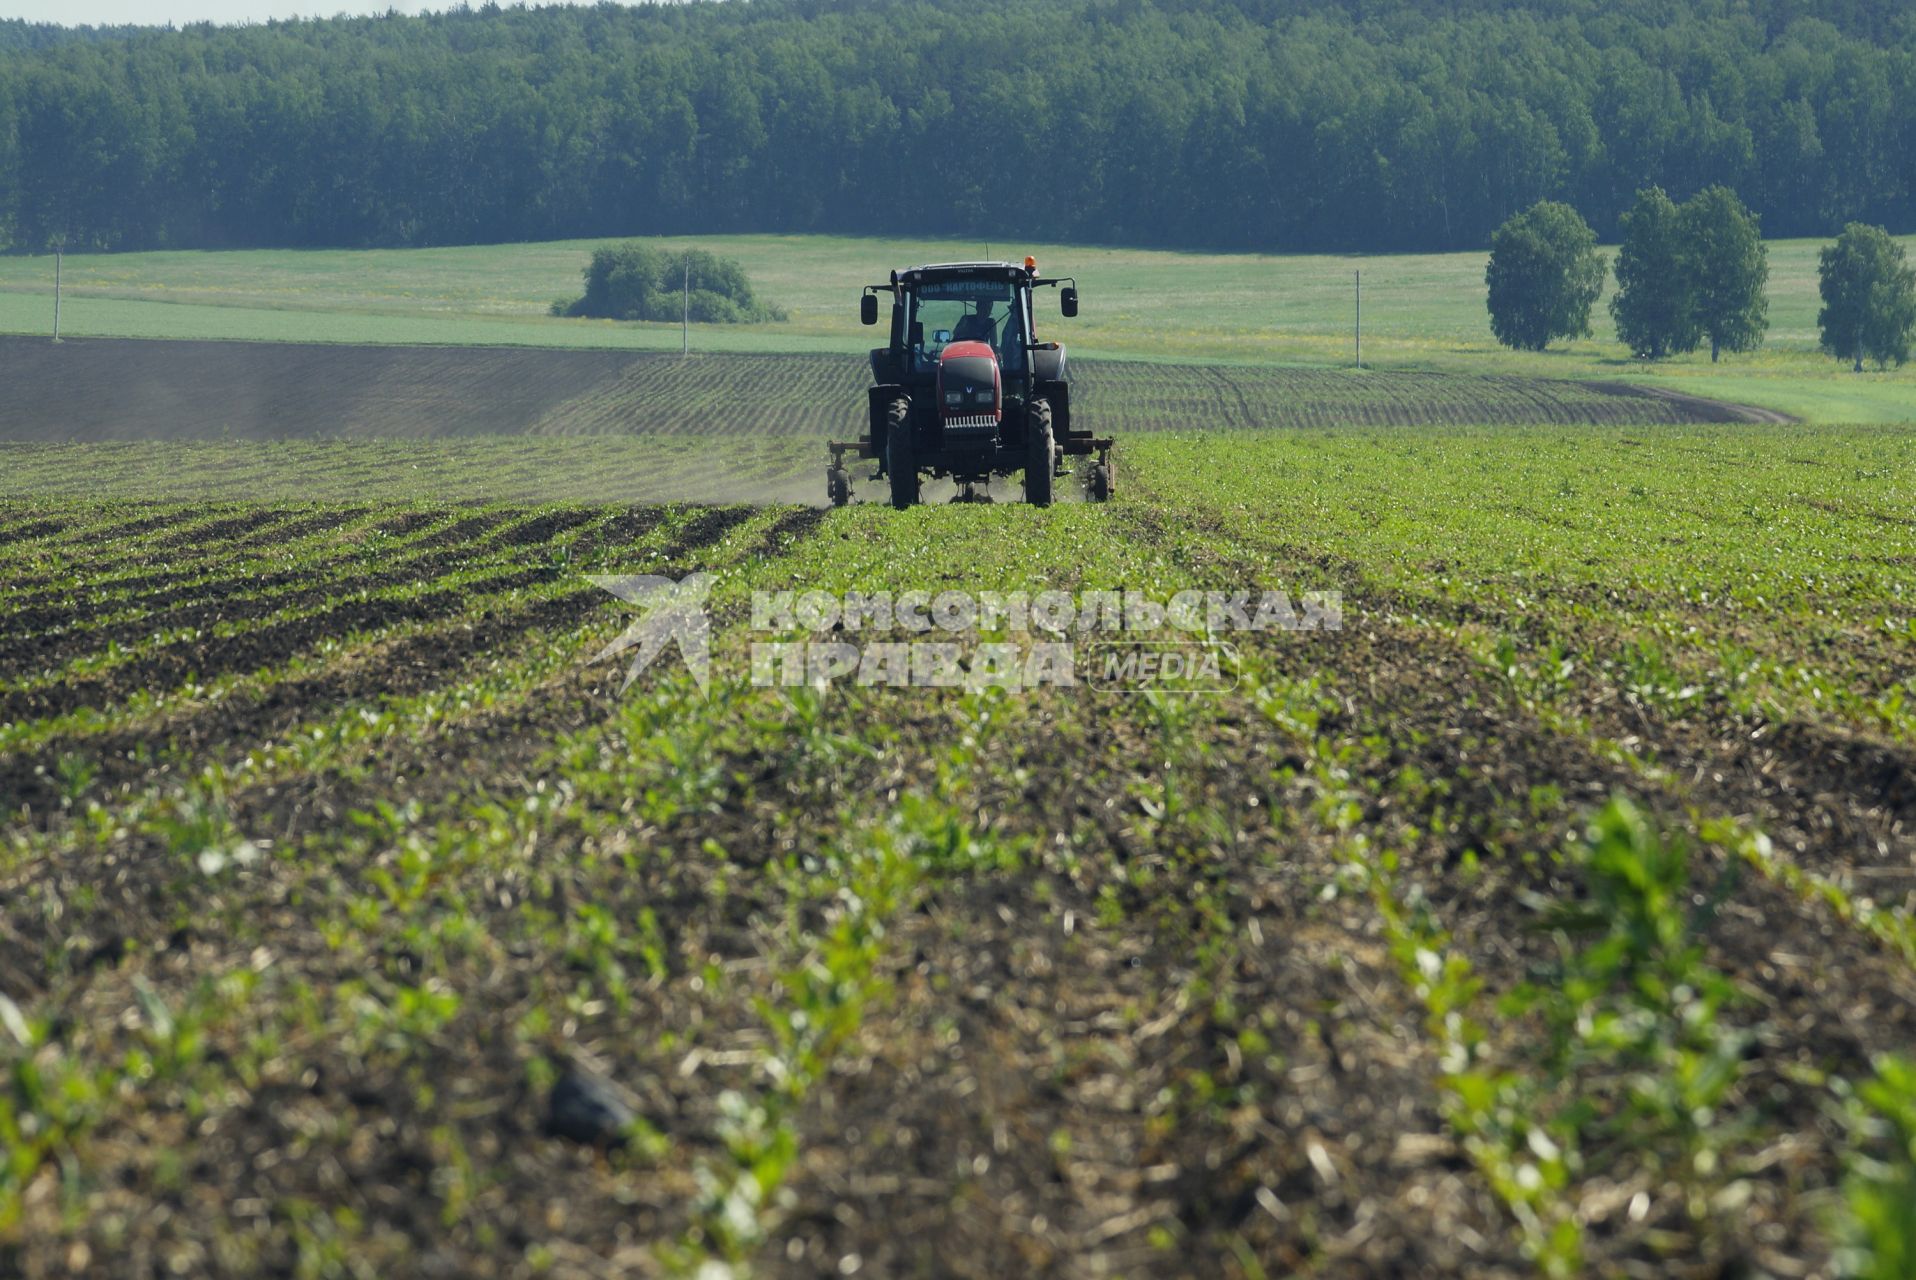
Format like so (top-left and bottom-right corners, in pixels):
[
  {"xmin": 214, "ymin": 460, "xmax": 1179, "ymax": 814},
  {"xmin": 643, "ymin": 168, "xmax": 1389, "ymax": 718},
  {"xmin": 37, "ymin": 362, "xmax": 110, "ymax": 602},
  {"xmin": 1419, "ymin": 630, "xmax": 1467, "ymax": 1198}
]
[{"xmin": 1, "ymin": 234, "xmax": 1913, "ymax": 422}]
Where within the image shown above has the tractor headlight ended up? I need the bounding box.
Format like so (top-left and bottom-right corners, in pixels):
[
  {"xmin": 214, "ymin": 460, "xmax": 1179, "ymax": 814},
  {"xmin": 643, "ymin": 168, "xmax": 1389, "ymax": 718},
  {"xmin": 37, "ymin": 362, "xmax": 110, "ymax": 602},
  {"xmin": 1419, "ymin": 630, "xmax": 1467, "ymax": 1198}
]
[{"xmin": 945, "ymin": 392, "xmax": 961, "ymax": 405}]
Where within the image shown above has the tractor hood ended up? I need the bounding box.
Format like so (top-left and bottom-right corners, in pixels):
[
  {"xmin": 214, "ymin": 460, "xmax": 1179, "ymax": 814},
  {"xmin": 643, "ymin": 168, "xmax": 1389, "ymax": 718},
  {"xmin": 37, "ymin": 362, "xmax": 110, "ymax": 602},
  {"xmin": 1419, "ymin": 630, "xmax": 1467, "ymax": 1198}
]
[{"xmin": 938, "ymin": 341, "xmax": 1001, "ymax": 423}]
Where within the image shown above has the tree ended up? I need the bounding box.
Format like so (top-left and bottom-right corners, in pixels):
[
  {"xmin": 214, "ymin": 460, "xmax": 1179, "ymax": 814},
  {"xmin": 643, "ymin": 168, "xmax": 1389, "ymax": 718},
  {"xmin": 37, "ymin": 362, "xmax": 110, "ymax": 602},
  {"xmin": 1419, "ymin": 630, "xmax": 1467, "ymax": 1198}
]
[
  {"xmin": 559, "ymin": 243, "xmax": 785, "ymax": 324},
  {"xmin": 1609, "ymin": 185, "xmax": 1771, "ymax": 362},
  {"xmin": 2, "ymin": 2, "xmax": 1916, "ymax": 256},
  {"xmin": 1486, "ymin": 201, "xmax": 1606, "ymax": 352},
  {"xmin": 1682, "ymin": 185, "xmax": 1768, "ymax": 362},
  {"xmin": 1610, "ymin": 187, "xmax": 1699, "ymax": 360},
  {"xmin": 1818, "ymin": 223, "xmax": 1916, "ymax": 371}
]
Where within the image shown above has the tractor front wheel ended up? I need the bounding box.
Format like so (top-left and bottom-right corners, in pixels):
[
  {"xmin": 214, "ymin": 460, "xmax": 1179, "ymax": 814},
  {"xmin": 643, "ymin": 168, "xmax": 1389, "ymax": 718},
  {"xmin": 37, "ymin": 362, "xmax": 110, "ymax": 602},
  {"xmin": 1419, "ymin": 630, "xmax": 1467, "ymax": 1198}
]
[
  {"xmin": 1024, "ymin": 399, "xmax": 1054, "ymax": 507},
  {"xmin": 888, "ymin": 424, "xmax": 919, "ymax": 509}
]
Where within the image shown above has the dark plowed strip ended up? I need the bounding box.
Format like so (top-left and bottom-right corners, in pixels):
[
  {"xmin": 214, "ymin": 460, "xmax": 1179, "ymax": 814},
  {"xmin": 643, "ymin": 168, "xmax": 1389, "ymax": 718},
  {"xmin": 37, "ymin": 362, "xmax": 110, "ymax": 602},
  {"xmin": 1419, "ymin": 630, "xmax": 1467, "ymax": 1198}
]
[
  {"xmin": 6, "ymin": 509, "xmax": 235, "ymax": 571},
  {"xmin": 660, "ymin": 505, "xmax": 757, "ymax": 559},
  {"xmin": 6, "ymin": 509, "xmax": 330, "ymax": 587},
  {"xmin": 1, "ymin": 541, "xmax": 562, "ymax": 685},
  {"xmin": 486, "ymin": 508, "xmax": 601, "ymax": 549},
  {"xmin": 1766, "ymin": 718, "xmax": 1916, "ymax": 828},
  {"xmin": 365, "ymin": 511, "xmax": 442, "ymax": 538},
  {"xmin": 0, "ymin": 567, "xmax": 560, "ymax": 727},
  {"xmin": 0, "ymin": 505, "xmax": 64, "ymax": 534},
  {"xmin": 8, "ymin": 572, "xmax": 297, "ymax": 641},
  {"xmin": 225, "ymin": 506, "xmax": 373, "ymax": 551},
  {"xmin": 62, "ymin": 506, "xmax": 206, "ymax": 542},
  {"xmin": 146, "ymin": 508, "xmax": 306, "ymax": 551},
  {"xmin": 9, "ymin": 513, "xmax": 586, "ymax": 644},
  {"xmin": 4, "ymin": 605, "xmax": 86, "ymax": 638},
  {"xmin": 7, "ymin": 588, "xmax": 326, "ymax": 681},
  {"xmin": 567, "ymin": 506, "xmax": 671, "ymax": 559},
  {"xmin": 6, "ymin": 565, "xmax": 222, "ymax": 612},
  {"xmin": 0, "ymin": 586, "xmax": 607, "ymax": 822},
  {"xmin": 1, "ymin": 524, "xmax": 735, "ymax": 817},
  {"xmin": 748, "ymin": 507, "xmax": 830, "ymax": 560},
  {"xmin": 1544, "ymin": 664, "xmax": 1916, "ymax": 884},
  {"xmin": 3, "ymin": 511, "xmax": 477, "ymax": 617},
  {"xmin": 408, "ymin": 510, "xmax": 526, "ymax": 552},
  {"xmin": 0, "ymin": 653, "xmax": 617, "ymax": 998},
  {"xmin": 0, "ymin": 518, "xmax": 70, "ymax": 545}
]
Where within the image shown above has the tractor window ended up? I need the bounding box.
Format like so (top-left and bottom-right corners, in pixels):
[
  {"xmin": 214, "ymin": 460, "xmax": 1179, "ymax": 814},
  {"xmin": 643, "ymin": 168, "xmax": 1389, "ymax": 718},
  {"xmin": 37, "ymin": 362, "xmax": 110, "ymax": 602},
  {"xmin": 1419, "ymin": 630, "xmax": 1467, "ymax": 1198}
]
[
  {"xmin": 999, "ymin": 296, "xmax": 1029, "ymax": 373},
  {"xmin": 908, "ymin": 279, "xmax": 1025, "ymax": 372}
]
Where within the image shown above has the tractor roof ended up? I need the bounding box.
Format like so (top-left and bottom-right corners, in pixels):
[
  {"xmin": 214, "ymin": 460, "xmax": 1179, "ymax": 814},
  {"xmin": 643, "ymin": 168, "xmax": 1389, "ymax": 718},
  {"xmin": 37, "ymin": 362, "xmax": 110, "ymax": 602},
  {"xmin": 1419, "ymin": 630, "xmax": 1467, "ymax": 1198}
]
[{"xmin": 901, "ymin": 262, "xmax": 1026, "ymax": 279}]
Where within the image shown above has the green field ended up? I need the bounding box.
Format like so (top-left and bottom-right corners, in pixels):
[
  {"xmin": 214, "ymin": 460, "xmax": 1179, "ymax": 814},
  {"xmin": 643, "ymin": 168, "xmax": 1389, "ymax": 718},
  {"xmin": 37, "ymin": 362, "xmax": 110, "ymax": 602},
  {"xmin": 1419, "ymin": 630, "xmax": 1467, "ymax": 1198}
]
[
  {"xmin": 4, "ymin": 225, "xmax": 1916, "ymax": 1279},
  {"xmin": 3, "ymin": 424, "xmax": 1915, "ymax": 1276},
  {"xmin": 3, "ymin": 233, "xmax": 1914, "ymax": 422}
]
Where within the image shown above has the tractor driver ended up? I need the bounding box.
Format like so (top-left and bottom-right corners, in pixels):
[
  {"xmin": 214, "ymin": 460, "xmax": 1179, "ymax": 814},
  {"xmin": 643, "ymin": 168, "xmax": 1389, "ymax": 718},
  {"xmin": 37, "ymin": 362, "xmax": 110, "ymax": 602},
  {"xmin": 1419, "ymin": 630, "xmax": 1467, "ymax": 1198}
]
[
  {"xmin": 950, "ymin": 300, "xmax": 998, "ymax": 345},
  {"xmin": 950, "ymin": 299, "xmax": 1027, "ymax": 372}
]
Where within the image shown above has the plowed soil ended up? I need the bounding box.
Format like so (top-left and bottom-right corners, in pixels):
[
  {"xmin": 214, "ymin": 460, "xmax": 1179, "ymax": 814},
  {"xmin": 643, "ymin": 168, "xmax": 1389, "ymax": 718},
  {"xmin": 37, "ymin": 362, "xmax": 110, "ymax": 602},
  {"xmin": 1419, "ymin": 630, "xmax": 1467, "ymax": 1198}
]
[
  {"xmin": 0, "ymin": 336, "xmax": 1781, "ymax": 444},
  {"xmin": 2, "ymin": 417, "xmax": 1911, "ymax": 1280}
]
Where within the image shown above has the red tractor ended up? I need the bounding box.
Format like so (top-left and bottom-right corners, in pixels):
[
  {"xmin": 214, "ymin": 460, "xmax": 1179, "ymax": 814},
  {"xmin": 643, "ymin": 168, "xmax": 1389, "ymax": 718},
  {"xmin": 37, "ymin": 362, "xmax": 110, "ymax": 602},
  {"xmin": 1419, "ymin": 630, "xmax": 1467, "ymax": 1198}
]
[{"xmin": 827, "ymin": 257, "xmax": 1113, "ymax": 507}]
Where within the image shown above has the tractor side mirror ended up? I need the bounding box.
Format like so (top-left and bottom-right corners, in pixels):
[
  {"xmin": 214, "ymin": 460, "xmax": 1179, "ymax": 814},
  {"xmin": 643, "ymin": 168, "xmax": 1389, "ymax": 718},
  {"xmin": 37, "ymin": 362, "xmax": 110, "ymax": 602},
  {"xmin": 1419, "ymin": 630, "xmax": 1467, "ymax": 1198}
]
[
  {"xmin": 860, "ymin": 293, "xmax": 878, "ymax": 326},
  {"xmin": 1061, "ymin": 287, "xmax": 1079, "ymax": 318}
]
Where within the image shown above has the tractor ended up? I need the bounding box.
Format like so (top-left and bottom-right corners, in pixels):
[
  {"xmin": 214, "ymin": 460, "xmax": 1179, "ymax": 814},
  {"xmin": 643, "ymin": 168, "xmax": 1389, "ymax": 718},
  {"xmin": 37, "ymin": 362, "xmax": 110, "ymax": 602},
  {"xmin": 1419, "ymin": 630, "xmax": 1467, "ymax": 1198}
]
[{"xmin": 827, "ymin": 257, "xmax": 1112, "ymax": 507}]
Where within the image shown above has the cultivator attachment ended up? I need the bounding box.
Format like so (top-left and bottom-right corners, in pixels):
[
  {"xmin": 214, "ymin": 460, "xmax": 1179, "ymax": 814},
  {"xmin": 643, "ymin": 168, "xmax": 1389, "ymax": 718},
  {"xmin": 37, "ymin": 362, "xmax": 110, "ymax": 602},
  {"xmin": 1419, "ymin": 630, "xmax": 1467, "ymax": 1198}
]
[{"xmin": 826, "ymin": 429, "xmax": 1112, "ymax": 507}]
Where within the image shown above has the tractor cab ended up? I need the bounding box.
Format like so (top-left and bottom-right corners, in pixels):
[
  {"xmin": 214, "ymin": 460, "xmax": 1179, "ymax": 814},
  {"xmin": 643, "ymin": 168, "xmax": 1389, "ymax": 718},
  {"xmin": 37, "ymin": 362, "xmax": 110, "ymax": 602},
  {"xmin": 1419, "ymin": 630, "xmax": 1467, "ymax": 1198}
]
[
  {"xmin": 828, "ymin": 258, "xmax": 1110, "ymax": 508},
  {"xmin": 904, "ymin": 278, "xmax": 1026, "ymax": 376}
]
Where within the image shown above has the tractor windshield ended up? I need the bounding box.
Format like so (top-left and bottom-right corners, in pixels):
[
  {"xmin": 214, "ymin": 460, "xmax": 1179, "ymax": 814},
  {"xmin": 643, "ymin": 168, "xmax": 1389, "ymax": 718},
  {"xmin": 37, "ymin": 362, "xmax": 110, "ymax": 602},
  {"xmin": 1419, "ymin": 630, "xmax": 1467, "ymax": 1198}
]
[{"xmin": 908, "ymin": 278, "xmax": 1027, "ymax": 374}]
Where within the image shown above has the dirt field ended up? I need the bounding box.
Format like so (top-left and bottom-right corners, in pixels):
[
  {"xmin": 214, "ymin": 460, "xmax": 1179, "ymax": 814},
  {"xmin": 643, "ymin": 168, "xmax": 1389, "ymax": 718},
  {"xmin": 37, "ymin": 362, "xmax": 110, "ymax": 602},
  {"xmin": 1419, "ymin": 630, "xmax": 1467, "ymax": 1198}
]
[
  {"xmin": 2, "ymin": 417, "xmax": 1912, "ymax": 1277},
  {"xmin": 0, "ymin": 336, "xmax": 1782, "ymax": 444}
]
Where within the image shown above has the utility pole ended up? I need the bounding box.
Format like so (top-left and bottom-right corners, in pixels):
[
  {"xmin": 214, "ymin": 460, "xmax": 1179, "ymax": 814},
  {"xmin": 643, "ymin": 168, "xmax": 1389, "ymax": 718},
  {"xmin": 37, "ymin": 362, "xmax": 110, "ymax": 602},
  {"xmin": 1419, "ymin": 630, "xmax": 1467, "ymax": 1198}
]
[
  {"xmin": 52, "ymin": 241, "xmax": 63, "ymax": 343},
  {"xmin": 1353, "ymin": 269, "xmax": 1361, "ymax": 368},
  {"xmin": 681, "ymin": 254, "xmax": 689, "ymax": 357}
]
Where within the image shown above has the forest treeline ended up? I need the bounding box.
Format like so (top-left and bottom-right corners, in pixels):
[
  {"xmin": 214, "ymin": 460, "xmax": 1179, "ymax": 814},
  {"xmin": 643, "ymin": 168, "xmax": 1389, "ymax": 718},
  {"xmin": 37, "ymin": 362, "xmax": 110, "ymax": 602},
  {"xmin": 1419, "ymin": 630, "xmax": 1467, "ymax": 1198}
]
[{"xmin": 2, "ymin": 0, "xmax": 1914, "ymax": 254}]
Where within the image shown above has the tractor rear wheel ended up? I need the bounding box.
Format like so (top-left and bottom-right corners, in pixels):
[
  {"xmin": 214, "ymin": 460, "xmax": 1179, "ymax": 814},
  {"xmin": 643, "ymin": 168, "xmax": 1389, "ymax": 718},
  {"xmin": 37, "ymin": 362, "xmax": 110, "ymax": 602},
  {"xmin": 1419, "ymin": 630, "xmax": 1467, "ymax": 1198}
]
[
  {"xmin": 881, "ymin": 392, "xmax": 912, "ymax": 477},
  {"xmin": 888, "ymin": 421, "xmax": 919, "ymax": 509},
  {"xmin": 1024, "ymin": 399, "xmax": 1054, "ymax": 507}
]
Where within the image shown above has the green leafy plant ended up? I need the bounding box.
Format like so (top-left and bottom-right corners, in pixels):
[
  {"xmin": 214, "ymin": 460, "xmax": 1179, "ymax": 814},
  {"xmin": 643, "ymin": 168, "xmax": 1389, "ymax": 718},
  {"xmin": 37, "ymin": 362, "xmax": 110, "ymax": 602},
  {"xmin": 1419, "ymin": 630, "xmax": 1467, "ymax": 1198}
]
[
  {"xmin": 1839, "ymin": 1056, "xmax": 1916, "ymax": 1280},
  {"xmin": 1516, "ymin": 800, "xmax": 1748, "ymax": 1170}
]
